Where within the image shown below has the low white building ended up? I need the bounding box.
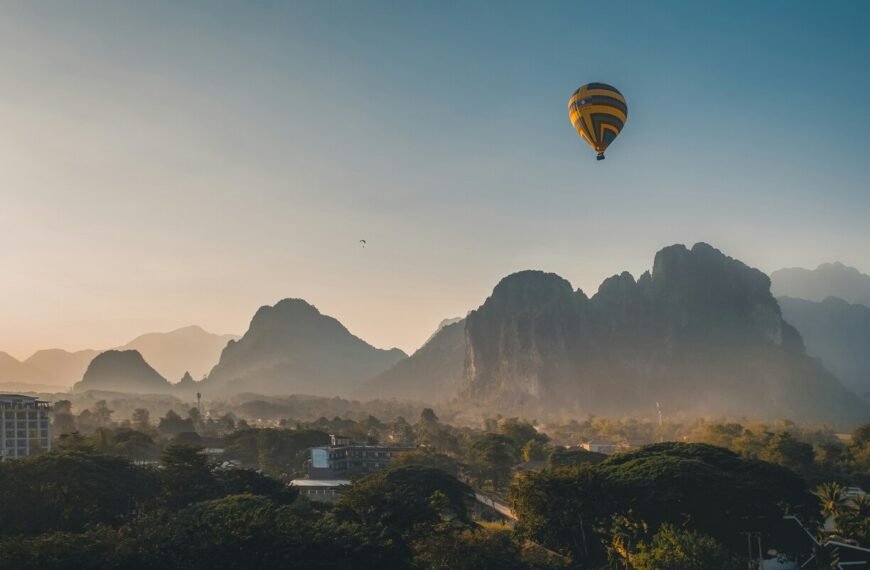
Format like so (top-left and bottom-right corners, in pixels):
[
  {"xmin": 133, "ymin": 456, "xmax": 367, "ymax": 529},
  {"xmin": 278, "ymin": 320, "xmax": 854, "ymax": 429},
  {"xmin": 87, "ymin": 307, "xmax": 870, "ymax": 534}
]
[
  {"xmin": 289, "ymin": 479, "xmax": 350, "ymax": 503},
  {"xmin": 581, "ymin": 441, "xmax": 630, "ymax": 455}
]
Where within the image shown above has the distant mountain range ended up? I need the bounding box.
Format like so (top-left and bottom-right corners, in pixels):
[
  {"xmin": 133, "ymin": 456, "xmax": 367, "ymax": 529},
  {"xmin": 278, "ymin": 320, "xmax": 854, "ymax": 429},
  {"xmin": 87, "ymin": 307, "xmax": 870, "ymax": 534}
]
[
  {"xmin": 27, "ymin": 348, "xmax": 104, "ymax": 385},
  {"xmin": 0, "ymin": 348, "xmax": 100, "ymax": 388},
  {"xmin": 771, "ymin": 262, "xmax": 870, "ymax": 306},
  {"xmin": 202, "ymin": 299, "xmax": 407, "ymax": 396},
  {"xmin": 778, "ymin": 296, "xmax": 870, "ymax": 399},
  {"xmin": 16, "ymin": 243, "xmax": 870, "ymax": 425},
  {"xmin": 770, "ymin": 262, "xmax": 870, "ymax": 401},
  {"xmin": 0, "ymin": 351, "xmax": 45, "ymax": 386},
  {"xmin": 365, "ymin": 243, "xmax": 868, "ymax": 424},
  {"xmin": 0, "ymin": 326, "xmax": 238, "ymax": 388}
]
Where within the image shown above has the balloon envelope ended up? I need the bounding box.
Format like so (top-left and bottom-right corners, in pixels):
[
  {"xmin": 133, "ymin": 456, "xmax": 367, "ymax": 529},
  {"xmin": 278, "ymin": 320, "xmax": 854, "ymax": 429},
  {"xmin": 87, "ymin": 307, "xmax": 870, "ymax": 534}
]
[{"xmin": 568, "ymin": 82, "xmax": 627, "ymax": 159}]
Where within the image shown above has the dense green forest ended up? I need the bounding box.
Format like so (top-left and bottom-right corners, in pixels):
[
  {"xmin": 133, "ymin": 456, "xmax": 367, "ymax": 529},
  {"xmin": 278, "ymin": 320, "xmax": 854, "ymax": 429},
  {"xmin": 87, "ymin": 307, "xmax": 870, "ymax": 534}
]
[{"xmin": 2, "ymin": 401, "xmax": 869, "ymax": 568}]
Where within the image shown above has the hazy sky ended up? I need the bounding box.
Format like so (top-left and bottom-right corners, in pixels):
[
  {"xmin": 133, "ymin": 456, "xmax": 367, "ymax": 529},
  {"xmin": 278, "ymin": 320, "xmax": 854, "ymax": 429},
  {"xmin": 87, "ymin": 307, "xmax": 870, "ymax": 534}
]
[{"xmin": 1, "ymin": 1, "xmax": 869, "ymax": 359}]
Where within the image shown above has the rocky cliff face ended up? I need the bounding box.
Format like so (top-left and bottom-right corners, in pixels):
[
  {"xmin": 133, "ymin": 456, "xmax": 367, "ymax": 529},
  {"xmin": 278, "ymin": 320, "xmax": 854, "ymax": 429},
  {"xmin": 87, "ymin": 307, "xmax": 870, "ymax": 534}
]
[
  {"xmin": 645, "ymin": 243, "xmax": 788, "ymax": 345},
  {"xmin": 74, "ymin": 350, "xmax": 172, "ymax": 393},
  {"xmin": 460, "ymin": 243, "xmax": 864, "ymax": 424},
  {"xmin": 465, "ymin": 270, "xmax": 584, "ymax": 403},
  {"xmin": 205, "ymin": 299, "xmax": 406, "ymax": 396}
]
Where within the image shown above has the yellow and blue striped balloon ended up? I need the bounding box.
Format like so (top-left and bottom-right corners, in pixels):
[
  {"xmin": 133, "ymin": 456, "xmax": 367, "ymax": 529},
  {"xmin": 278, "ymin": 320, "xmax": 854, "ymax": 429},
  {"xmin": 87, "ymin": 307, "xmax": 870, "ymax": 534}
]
[{"xmin": 568, "ymin": 82, "xmax": 627, "ymax": 160}]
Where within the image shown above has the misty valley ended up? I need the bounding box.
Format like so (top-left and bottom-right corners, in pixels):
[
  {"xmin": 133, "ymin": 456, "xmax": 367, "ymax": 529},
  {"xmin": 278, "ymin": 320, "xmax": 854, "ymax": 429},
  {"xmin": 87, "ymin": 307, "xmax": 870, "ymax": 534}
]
[{"xmin": 2, "ymin": 243, "xmax": 869, "ymax": 569}]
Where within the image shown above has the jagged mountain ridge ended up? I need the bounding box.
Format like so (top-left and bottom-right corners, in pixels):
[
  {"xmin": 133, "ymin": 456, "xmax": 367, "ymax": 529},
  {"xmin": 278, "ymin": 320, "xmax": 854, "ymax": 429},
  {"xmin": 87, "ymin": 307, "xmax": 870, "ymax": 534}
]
[
  {"xmin": 369, "ymin": 243, "xmax": 867, "ymax": 425},
  {"xmin": 778, "ymin": 296, "xmax": 870, "ymax": 399},
  {"xmin": 204, "ymin": 298, "xmax": 407, "ymax": 396}
]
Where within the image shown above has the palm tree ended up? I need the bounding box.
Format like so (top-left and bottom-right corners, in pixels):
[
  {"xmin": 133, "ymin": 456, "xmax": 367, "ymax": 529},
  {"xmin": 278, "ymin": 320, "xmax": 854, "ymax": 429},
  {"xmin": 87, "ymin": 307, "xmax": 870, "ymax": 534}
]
[
  {"xmin": 851, "ymin": 493, "xmax": 870, "ymax": 519},
  {"xmin": 847, "ymin": 493, "xmax": 870, "ymax": 545},
  {"xmin": 816, "ymin": 482, "xmax": 847, "ymax": 521}
]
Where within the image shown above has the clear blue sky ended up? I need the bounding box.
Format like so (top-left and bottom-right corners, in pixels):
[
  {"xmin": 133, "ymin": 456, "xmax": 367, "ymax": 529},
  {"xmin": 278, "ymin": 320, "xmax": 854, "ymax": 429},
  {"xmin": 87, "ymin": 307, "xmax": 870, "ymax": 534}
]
[{"xmin": 1, "ymin": 1, "xmax": 869, "ymax": 358}]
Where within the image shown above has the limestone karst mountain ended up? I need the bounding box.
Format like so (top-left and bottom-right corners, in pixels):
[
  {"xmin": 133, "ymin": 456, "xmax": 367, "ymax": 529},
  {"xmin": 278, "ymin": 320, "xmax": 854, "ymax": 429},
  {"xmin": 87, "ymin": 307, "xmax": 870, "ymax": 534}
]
[
  {"xmin": 204, "ymin": 298, "xmax": 407, "ymax": 396},
  {"xmin": 73, "ymin": 350, "xmax": 172, "ymax": 393},
  {"xmin": 365, "ymin": 243, "xmax": 868, "ymax": 425}
]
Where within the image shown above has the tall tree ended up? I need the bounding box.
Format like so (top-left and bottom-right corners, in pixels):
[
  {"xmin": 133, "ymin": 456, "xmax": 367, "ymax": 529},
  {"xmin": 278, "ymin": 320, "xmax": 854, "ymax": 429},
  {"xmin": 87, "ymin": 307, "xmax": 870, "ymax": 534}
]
[
  {"xmin": 131, "ymin": 408, "xmax": 151, "ymax": 431},
  {"xmin": 159, "ymin": 444, "xmax": 216, "ymax": 508},
  {"xmin": 51, "ymin": 400, "xmax": 77, "ymax": 435},
  {"xmin": 338, "ymin": 465, "xmax": 473, "ymax": 549},
  {"xmin": 629, "ymin": 524, "xmax": 735, "ymax": 570},
  {"xmin": 91, "ymin": 400, "xmax": 114, "ymax": 427},
  {"xmin": 469, "ymin": 433, "xmax": 517, "ymax": 491}
]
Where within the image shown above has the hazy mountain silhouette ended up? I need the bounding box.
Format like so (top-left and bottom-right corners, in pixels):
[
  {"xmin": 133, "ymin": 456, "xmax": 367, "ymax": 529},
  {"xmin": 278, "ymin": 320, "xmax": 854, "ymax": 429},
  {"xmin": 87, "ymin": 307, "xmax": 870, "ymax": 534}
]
[
  {"xmin": 205, "ymin": 298, "xmax": 407, "ymax": 396},
  {"xmin": 363, "ymin": 318, "xmax": 466, "ymax": 402},
  {"xmin": 423, "ymin": 317, "xmax": 464, "ymax": 346},
  {"xmin": 0, "ymin": 326, "xmax": 236, "ymax": 390},
  {"xmin": 371, "ymin": 243, "xmax": 867, "ymax": 425},
  {"xmin": 175, "ymin": 371, "xmax": 204, "ymax": 396},
  {"xmin": 778, "ymin": 296, "xmax": 870, "ymax": 399},
  {"xmin": 119, "ymin": 325, "xmax": 237, "ymax": 381},
  {"xmin": 771, "ymin": 262, "xmax": 870, "ymax": 305},
  {"xmin": 177, "ymin": 371, "xmax": 197, "ymax": 386},
  {"xmin": 0, "ymin": 351, "xmax": 43, "ymax": 385},
  {"xmin": 25, "ymin": 348, "xmax": 100, "ymax": 386},
  {"xmin": 73, "ymin": 350, "xmax": 172, "ymax": 393}
]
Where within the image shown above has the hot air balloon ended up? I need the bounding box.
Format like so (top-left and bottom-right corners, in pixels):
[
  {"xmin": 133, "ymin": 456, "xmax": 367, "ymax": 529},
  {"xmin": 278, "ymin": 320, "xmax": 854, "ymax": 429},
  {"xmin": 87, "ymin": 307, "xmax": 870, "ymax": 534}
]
[{"xmin": 568, "ymin": 82, "xmax": 627, "ymax": 160}]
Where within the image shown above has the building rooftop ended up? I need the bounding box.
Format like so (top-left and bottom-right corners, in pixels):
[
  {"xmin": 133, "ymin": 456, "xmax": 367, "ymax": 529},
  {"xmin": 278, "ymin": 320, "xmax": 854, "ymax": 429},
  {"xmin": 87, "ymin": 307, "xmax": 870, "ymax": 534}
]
[
  {"xmin": 0, "ymin": 394, "xmax": 51, "ymax": 408},
  {"xmin": 290, "ymin": 479, "xmax": 351, "ymax": 487}
]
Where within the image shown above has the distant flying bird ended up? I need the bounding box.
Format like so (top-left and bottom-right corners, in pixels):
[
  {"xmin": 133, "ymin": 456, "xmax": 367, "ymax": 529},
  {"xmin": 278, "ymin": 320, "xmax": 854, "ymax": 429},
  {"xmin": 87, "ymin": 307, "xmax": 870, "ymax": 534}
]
[{"xmin": 568, "ymin": 82, "xmax": 627, "ymax": 161}]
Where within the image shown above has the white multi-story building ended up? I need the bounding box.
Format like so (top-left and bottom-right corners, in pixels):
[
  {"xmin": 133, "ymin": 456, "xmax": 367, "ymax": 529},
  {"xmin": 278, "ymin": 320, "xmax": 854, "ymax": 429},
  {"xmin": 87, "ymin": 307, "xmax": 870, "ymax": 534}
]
[{"xmin": 0, "ymin": 395, "xmax": 52, "ymax": 460}]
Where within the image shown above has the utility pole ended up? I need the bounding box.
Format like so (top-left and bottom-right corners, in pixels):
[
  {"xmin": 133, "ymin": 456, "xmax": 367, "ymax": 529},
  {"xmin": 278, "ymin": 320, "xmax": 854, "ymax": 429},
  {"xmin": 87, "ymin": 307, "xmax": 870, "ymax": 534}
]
[
  {"xmin": 656, "ymin": 402, "xmax": 663, "ymax": 443},
  {"xmin": 741, "ymin": 532, "xmax": 753, "ymax": 569},
  {"xmin": 740, "ymin": 531, "xmax": 764, "ymax": 569}
]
